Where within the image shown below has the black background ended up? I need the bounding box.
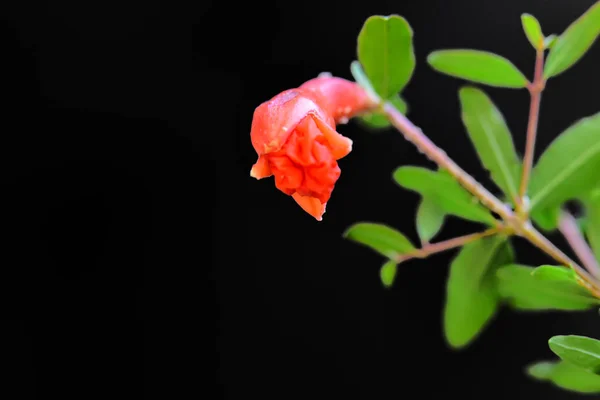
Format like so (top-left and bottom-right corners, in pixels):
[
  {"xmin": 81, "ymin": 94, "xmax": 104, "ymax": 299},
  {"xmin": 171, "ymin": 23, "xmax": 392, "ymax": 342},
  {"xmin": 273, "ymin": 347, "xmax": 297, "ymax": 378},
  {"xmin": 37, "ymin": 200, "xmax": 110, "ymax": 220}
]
[{"xmin": 2, "ymin": 0, "xmax": 600, "ymax": 398}]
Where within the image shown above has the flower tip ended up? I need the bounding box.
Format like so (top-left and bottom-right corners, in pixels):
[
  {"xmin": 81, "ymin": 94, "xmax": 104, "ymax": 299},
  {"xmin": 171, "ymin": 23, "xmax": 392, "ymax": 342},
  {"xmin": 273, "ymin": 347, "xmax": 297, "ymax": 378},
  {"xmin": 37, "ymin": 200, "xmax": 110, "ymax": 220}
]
[{"xmin": 250, "ymin": 156, "xmax": 272, "ymax": 180}]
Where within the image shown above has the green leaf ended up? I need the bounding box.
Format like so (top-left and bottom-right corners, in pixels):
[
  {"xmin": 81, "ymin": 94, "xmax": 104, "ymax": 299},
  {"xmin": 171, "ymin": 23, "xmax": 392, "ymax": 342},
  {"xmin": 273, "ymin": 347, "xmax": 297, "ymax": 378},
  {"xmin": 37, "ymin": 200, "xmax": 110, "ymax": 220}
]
[
  {"xmin": 343, "ymin": 222, "xmax": 415, "ymax": 259},
  {"xmin": 549, "ymin": 335, "xmax": 600, "ymax": 373},
  {"xmin": 544, "ymin": 34, "xmax": 558, "ymax": 50},
  {"xmin": 459, "ymin": 87, "xmax": 521, "ymax": 201},
  {"xmin": 531, "ymin": 265, "xmax": 577, "ymax": 281},
  {"xmin": 427, "ymin": 49, "xmax": 528, "ymax": 88},
  {"xmin": 521, "ymin": 14, "xmax": 544, "ymax": 50},
  {"xmin": 359, "ymin": 95, "xmax": 408, "ymax": 129},
  {"xmin": 444, "ymin": 236, "xmax": 513, "ymax": 349},
  {"xmin": 527, "ymin": 360, "xmax": 600, "ymax": 393},
  {"xmin": 583, "ymin": 189, "xmax": 600, "ymax": 261},
  {"xmin": 416, "ymin": 197, "xmax": 445, "ymax": 244},
  {"xmin": 393, "ymin": 166, "xmax": 496, "ymax": 225},
  {"xmin": 529, "ymin": 112, "xmax": 600, "ymax": 213},
  {"xmin": 544, "ymin": 2, "xmax": 600, "ymax": 78},
  {"xmin": 496, "ymin": 264, "xmax": 600, "ymax": 311},
  {"xmin": 357, "ymin": 15, "xmax": 415, "ymax": 99},
  {"xmin": 531, "ymin": 206, "xmax": 561, "ymax": 231},
  {"xmin": 380, "ymin": 260, "xmax": 397, "ymax": 288}
]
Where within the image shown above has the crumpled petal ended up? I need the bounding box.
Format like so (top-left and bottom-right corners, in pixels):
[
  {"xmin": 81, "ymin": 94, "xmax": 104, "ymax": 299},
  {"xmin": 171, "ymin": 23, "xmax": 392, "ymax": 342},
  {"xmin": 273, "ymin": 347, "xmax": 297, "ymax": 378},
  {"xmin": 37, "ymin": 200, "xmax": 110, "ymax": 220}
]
[
  {"xmin": 250, "ymin": 155, "xmax": 272, "ymax": 179},
  {"xmin": 292, "ymin": 193, "xmax": 327, "ymax": 221}
]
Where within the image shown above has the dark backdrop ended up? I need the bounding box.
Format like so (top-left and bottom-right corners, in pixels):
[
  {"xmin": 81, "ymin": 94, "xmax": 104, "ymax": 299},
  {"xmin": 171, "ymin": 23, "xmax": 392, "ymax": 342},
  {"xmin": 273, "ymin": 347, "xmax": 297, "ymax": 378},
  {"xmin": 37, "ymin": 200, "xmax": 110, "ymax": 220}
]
[{"xmin": 1, "ymin": 0, "xmax": 599, "ymax": 399}]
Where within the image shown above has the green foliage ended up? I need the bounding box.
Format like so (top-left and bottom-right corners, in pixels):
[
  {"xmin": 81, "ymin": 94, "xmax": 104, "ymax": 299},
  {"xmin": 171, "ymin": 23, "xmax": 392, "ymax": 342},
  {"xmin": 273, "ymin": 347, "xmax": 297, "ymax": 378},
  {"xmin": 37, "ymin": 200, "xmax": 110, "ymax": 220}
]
[
  {"xmin": 380, "ymin": 260, "xmax": 398, "ymax": 288},
  {"xmin": 415, "ymin": 197, "xmax": 445, "ymax": 244},
  {"xmin": 544, "ymin": 1, "xmax": 600, "ymax": 78},
  {"xmin": 527, "ymin": 360, "xmax": 600, "ymax": 394},
  {"xmin": 427, "ymin": 49, "xmax": 528, "ymax": 88},
  {"xmin": 359, "ymin": 94, "xmax": 408, "ymax": 129},
  {"xmin": 343, "ymin": 222, "xmax": 414, "ymax": 259},
  {"xmin": 459, "ymin": 87, "xmax": 521, "ymax": 202},
  {"xmin": 521, "ymin": 13, "xmax": 544, "ymax": 50},
  {"xmin": 344, "ymin": 7, "xmax": 600, "ymax": 397},
  {"xmin": 393, "ymin": 166, "xmax": 496, "ymax": 225},
  {"xmin": 583, "ymin": 189, "xmax": 600, "ymax": 261},
  {"xmin": 496, "ymin": 265, "xmax": 600, "ymax": 311},
  {"xmin": 357, "ymin": 15, "xmax": 415, "ymax": 99},
  {"xmin": 549, "ymin": 335, "xmax": 600, "ymax": 373},
  {"xmin": 531, "ymin": 207, "xmax": 561, "ymax": 232},
  {"xmin": 529, "ymin": 112, "xmax": 600, "ymax": 219},
  {"xmin": 544, "ymin": 34, "xmax": 558, "ymax": 49},
  {"xmin": 444, "ymin": 236, "xmax": 513, "ymax": 348}
]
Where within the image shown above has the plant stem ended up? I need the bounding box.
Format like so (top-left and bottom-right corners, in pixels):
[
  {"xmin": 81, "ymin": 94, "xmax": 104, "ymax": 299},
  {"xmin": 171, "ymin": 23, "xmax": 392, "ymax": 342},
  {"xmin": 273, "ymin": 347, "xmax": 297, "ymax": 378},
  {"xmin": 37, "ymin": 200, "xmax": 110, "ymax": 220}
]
[
  {"xmin": 382, "ymin": 103, "xmax": 515, "ymax": 221},
  {"xmin": 517, "ymin": 49, "xmax": 545, "ymax": 214},
  {"xmin": 397, "ymin": 227, "xmax": 502, "ymax": 262},
  {"xmin": 558, "ymin": 211, "xmax": 600, "ymax": 279},
  {"xmin": 381, "ymin": 101, "xmax": 600, "ymax": 295}
]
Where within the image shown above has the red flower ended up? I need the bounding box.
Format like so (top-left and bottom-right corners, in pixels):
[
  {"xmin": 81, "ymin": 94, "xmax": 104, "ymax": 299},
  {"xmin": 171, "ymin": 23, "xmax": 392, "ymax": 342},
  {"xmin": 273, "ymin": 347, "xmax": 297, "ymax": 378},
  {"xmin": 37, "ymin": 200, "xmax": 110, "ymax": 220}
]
[{"xmin": 250, "ymin": 76, "xmax": 375, "ymax": 220}]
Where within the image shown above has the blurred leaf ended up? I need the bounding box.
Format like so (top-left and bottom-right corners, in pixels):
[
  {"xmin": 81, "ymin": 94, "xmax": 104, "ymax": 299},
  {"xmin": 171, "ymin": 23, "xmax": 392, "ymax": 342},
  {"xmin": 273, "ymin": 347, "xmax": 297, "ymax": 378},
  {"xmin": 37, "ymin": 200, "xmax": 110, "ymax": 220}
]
[
  {"xmin": 496, "ymin": 264, "xmax": 600, "ymax": 310},
  {"xmin": 544, "ymin": 34, "xmax": 558, "ymax": 49},
  {"xmin": 531, "ymin": 265, "xmax": 577, "ymax": 281},
  {"xmin": 521, "ymin": 13, "xmax": 544, "ymax": 49},
  {"xmin": 380, "ymin": 260, "xmax": 397, "ymax": 288},
  {"xmin": 416, "ymin": 197, "xmax": 445, "ymax": 244},
  {"xmin": 393, "ymin": 166, "xmax": 497, "ymax": 225},
  {"xmin": 427, "ymin": 49, "xmax": 528, "ymax": 88},
  {"xmin": 444, "ymin": 237, "xmax": 512, "ymax": 349},
  {"xmin": 359, "ymin": 95, "xmax": 408, "ymax": 129},
  {"xmin": 343, "ymin": 222, "xmax": 414, "ymax": 259},
  {"xmin": 529, "ymin": 112, "xmax": 600, "ymax": 214},
  {"xmin": 459, "ymin": 87, "xmax": 521, "ymax": 201},
  {"xmin": 549, "ymin": 335, "xmax": 600, "ymax": 373},
  {"xmin": 544, "ymin": 2, "xmax": 600, "ymax": 78},
  {"xmin": 357, "ymin": 15, "xmax": 415, "ymax": 98},
  {"xmin": 531, "ymin": 206, "xmax": 561, "ymax": 231},
  {"xmin": 583, "ymin": 189, "xmax": 600, "ymax": 261},
  {"xmin": 527, "ymin": 360, "xmax": 600, "ymax": 394}
]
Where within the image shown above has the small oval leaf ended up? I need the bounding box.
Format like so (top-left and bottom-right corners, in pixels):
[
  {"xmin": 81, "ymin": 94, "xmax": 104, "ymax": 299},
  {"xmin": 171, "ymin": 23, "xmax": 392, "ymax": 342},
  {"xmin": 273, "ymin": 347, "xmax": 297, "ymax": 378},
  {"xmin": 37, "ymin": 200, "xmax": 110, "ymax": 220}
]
[
  {"xmin": 416, "ymin": 197, "xmax": 446, "ymax": 244},
  {"xmin": 531, "ymin": 265, "xmax": 577, "ymax": 281},
  {"xmin": 427, "ymin": 49, "xmax": 529, "ymax": 88},
  {"xmin": 544, "ymin": 2, "xmax": 600, "ymax": 78},
  {"xmin": 393, "ymin": 166, "xmax": 496, "ymax": 225},
  {"xmin": 459, "ymin": 87, "xmax": 521, "ymax": 202},
  {"xmin": 496, "ymin": 264, "xmax": 600, "ymax": 311},
  {"xmin": 521, "ymin": 13, "xmax": 545, "ymax": 50},
  {"xmin": 380, "ymin": 260, "xmax": 398, "ymax": 288},
  {"xmin": 344, "ymin": 222, "xmax": 414, "ymax": 259},
  {"xmin": 549, "ymin": 335, "xmax": 600, "ymax": 373},
  {"xmin": 357, "ymin": 15, "xmax": 415, "ymax": 98},
  {"xmin": 529, "ymin": 112, "xmax": 600, "ymax": 213},
  {"xmin": 527, "ymin": 361, "xmax": 600, "ymax": 394},
  {"xmin": 444, "ymin": 237, "xmax": 513, "ymax": 349}
]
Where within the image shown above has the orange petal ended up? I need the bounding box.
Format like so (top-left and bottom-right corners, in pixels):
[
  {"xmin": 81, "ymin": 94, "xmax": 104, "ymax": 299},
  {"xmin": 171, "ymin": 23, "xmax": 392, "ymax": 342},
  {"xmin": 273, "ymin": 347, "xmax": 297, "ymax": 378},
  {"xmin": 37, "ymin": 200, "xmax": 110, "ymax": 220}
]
[
  {"xmin": 292, "ymin": 193, "xmax": 326, "ymax": 221},
  {"xmin": 311, "ymin": 114, "xmax": 352, "ymax": 160},
  {"xmin": 250, "ymin": 155, "xmax": 272, "ymax": 179}
]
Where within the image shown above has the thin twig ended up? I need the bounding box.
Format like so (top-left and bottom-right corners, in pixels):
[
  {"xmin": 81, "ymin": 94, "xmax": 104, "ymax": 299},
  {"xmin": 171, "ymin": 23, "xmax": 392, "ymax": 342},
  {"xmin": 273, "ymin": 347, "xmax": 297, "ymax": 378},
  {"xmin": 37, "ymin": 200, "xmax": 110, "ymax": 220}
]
[
  {"xmin": 558, "ymin": 211, "xmax": 600, "ymax": 279},
  {"xmin": 381, "ymin": 101, "xmax": 600, "ymax": 295},
  {"xmin": 517, "ymin": 49, "xmax": 545, "ymax": 214},
  {"xmin": 397, "ymin": 227, "xmax": 502, "ymax": 263}
]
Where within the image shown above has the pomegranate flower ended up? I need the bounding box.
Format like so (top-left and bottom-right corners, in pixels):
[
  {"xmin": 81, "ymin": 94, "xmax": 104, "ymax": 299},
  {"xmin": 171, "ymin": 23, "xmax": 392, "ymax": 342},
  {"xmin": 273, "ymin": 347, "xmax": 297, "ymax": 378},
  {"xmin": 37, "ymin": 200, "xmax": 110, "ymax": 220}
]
[{"xmin": 250, "ymin": 76, "xmax": 375, "ymax": 220}]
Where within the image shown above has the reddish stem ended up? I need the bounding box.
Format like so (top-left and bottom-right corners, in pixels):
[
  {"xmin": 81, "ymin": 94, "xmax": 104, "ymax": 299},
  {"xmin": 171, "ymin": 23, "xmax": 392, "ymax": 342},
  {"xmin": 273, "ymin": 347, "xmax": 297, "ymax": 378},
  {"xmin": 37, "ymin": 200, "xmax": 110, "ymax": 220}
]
[
  {"xmin": 558, "ymin": 211, "xmax": 600, "ymax": 279},
  {"xmin": 518, "ymin": 49, "xmax": 545, "ymax": 214},
  {"xmin": 397, "ymin": 227, "xmax": 502, "ymax": 262}
]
